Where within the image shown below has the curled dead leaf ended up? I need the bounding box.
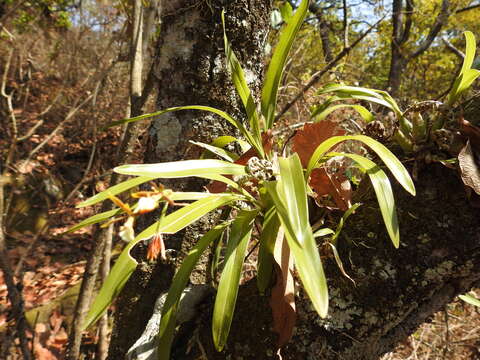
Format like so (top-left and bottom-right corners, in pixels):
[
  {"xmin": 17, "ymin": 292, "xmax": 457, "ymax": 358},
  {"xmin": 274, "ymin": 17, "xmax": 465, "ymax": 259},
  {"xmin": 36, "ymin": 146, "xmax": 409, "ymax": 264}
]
[
  {"xmin": 309, "ymin": 167, "xmax": 352, "ymax": 211},
  {"xmin": 459, "ymin": 118, "xmax": 480, "ymax": 153},
  {"xmin": 458, "ymin": 140, "xmax": 480, "ymax": 195},
  {"xmin": 270, "ymin": 228, "xmax": 296, "ymax": 348},
  {"xmin": 292, "ymin": 121, "xmax": 345, "ymax": 167}
]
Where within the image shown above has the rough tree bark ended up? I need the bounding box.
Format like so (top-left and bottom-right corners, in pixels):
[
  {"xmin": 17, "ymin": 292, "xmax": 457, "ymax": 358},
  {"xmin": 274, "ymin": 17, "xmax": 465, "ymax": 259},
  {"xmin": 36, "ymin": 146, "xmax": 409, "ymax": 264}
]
[
  {"xmin": 107, "ymin": 1, "xmax": 271, "ymax": 358},
  {"xmin": 108, "ymin": 2, "xmax": 480, "ymax": 360},
  {"xmin": 194, "ymin": 163, "xmax": 479, "ymax": 359},
  {"xmin": 309, "ymin": 2, "xmax": 334, "ymax": 63}
]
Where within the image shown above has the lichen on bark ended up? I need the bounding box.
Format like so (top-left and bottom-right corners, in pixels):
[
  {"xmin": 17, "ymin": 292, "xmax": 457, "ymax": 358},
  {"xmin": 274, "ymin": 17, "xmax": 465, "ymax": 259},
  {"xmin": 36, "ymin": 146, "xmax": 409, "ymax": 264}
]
[
  {"xmin": 107, "ymin": 1, "xmax": 271, "ymax": 358},
  {"xmin": 193, "ymin": 164, "xmax": 479, "ymax": 360}
]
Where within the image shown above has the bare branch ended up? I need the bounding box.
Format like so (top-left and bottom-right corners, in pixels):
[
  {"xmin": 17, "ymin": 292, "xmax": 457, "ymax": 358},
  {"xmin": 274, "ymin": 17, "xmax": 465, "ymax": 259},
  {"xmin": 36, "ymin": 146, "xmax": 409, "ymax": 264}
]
[
  {"xmin": 25, "ymin": 93, "xmax": 94, "ymax": 162},
  {"xmin": 96, "ymin": 224, "xmax": 113, "ymax": 360},
  {"xmin": 342, "ymin": 0, "xmax": 349, "ymax": 48},
  {"xmin": 399, "ymin": 0, "xmax": 414, "ymax": 44},
  {"xmin": 410, "ymin": 0, "xmax": 450, "ymax": 59},
  {"xmin": 442, "ymin": 37, "xmax": 465, "ymax": 59},
  {"xmin": 276, "ymin": 16, "xmax": 384, "ymax": 121},
  {"xmin": 309, "ymin": 4, "xmax": 333, "ymax": 63},
  {"xmin": 456, "ymin": 2, "xmax": 480, "ymax": 13},
  {"xmin": 391, "ymin": 0, "xmax": 404, "ymax": 44}
]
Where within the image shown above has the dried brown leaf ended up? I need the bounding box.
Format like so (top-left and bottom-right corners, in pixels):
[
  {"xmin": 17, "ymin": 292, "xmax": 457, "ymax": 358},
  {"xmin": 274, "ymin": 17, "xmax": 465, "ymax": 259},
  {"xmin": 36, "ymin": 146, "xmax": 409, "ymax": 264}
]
[
  {"xmin": 309, "ymin": 167, "xmax": 352, "ymax": 211},
  {"xmin": 270, "ymin": 228, "xmax": 296, "ymax": 348},
  {"xmin": 292, "ymin": 121, "xmax": 345, "ymax": 167},
  {"xmin": 458, "ymin": 140, "xmax": 480, "ymax": 195},
  {"xmin": 459, "ymin": 118, "xmax": 480, "ymax": 153},
  {"xmin": 34, "ymin": 342, "xmax": 57, "ymax": 360}
]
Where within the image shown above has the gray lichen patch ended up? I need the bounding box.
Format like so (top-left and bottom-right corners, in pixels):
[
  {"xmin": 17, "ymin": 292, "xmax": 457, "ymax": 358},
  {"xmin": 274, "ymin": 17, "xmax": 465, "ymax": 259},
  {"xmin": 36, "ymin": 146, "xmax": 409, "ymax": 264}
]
[
  {"xmin": 149, "ymin": 113, "xmax": 182, "ymax": 159},
  {"xmin": 153, "ymin": 11, "xmax": 201, "ymax": 80}
]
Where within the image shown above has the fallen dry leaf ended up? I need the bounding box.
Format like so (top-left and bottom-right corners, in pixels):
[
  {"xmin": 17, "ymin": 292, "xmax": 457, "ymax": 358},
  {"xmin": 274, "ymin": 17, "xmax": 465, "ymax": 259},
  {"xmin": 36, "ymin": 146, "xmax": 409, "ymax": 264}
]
[
  {"xmin": 34, "ymin": 342, "xmax": 57, "ymax": 360},
  {"xmin": 292, "ymin": 121, "xmax": 345, "ymax": 167},
  {"xmin": 459, "ymin": 118, "xmax": 480, "ymax": 153},
  {"xmin": 270, "ymin": 228, "xmax": 296, "ymax": 348},
  {"xmin": 309, "ymin": 167, "xmax": 352, "ymax": 211},
  {"xmin": 458, "ymin": 140, "xmax": 480, "ymax": 195}
]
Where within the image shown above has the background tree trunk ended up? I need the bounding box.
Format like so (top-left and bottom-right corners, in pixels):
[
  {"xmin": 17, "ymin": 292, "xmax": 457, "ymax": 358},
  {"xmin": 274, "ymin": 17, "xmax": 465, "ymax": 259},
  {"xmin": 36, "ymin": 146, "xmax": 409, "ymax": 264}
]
[
  {"xmin": 387, "ymin": 0, "xmax": 450, "ymax": 98},
  {"xmin": 107, "ymin": 1, "xmax": 271, "ymax": 358}
]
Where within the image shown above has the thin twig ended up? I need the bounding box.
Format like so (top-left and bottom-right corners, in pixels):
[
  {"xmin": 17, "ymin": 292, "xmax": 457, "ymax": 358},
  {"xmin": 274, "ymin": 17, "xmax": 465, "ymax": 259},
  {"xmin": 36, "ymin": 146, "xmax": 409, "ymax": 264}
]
[
  {"xmin": 25, "ymin": 93, "xmax": 94, "ymax": 162},
  {"xmin": 442, "ymin": 37, "xmax": 465, "ymax": 59},
  {"xmin": 0, "ymin": 190, "xmax": 32, "ymax": 360},
  {"xmin": 443, "ymin": 306, "xmax": 451, "ymax": 357},
  {"xmin": 17, "ymin": 120, "xmax": 44, "ymax": 142},
  {"xmin": 1, "ymin": 49, "xmax": 18, "ymax": 167},
  {"xmin": 96, "ymin": 224, "xmax": 113, "ymax": 360},
  {"xmin": 275, "ymin": 16, "xmax": 384, "ymax": 121},
  {"xmin": 64, "ymin": 106, "xmax": 98, "ymax": 202},
  {"xmin": 14, "ymin": 224, "xmax": 49, "ymax": 277}
]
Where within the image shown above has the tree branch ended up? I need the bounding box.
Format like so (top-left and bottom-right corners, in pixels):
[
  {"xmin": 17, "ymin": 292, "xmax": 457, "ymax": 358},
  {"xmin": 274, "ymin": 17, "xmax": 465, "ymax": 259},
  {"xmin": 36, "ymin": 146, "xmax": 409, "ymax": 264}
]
[
  {"xmin": 410, "ymin": 0, "xmax": 450, "ymax": 59},
  {"xmin": 399, "ymin": 0, "xmax": 414, "ymax": 44},
  {"xmin": 442, "ymin": 37, "xmax": 465, "ymax": 59},
  {"xmin": 275, "ymin": 16, "xmax": 384, "ymax": 121},
  {"xmin": 309, "ymin": 4, "xmax": 333, "ymax": 63},
  {"xmin": 456, "ymin": 2, "xmax": 480, "ymax": 13}
]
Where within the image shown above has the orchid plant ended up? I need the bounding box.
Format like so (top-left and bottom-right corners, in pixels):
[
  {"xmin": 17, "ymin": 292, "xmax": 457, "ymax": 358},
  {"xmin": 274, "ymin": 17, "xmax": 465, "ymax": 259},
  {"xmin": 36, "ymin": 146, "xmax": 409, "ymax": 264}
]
[{"xmin": 69, "ymin": 0, "xmax": 416, "ymax": 357}]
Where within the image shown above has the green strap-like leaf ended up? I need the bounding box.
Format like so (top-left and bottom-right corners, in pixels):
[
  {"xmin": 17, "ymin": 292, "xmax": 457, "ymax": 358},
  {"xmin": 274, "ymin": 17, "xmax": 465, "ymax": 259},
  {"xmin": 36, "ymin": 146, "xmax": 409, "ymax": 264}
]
[
  {"xmin": 317, "ymin": 83, "xmax": 385, "ymax": 99},
  {"xmin": 265, "ymin": 154, "xmax": 329, "ymax": 318},
  {"xmin": 332, "ymin": 153, "xmax": 399, "ymax": 248},
  {"xmin": 192, "ymin": 140, "xmax": 236, "ymax": 162},
  {"xmin": 313, "ymin": 228, "xmax": 334, "ymax": 238},
  {"xmin": 306, "ymin": 134, "xmax": 415, "ymax": 196},
  {"xmin": 69, "ymin": 191, "xmax": 222, "ymax": 232},
  {"xmin": 114, "ymin": 159, "xmax": 245, "ymax": 178},
  {"xmin": 448, "ymin": 31, "xmax": 479, "ymax": 105},
  {"xmin": 77, "ymin": 176, "xmax": 155, "ymax": 208},
  {"xmin": 65, "ymin": 207, "xmax": 123, "ymax": 233},
  {"xmin": 82, "ymin": 194, "xmax": 242, "ymax": 330},
  {"xmin": 448, "ymin": 68, "xmax": 480, "ymax": 105},
  {"xmin": 157, "ymin": 222, "xmax": 229, "ymax": 360},
  {"xmin": 257, "ymin": 206, "xmax": 281, "ymax": 294},
  {"xmin": 461, "ymin": 31, "xmax": 476, "ymax": 76},
  {"xmin": 459, "ymin": 293, "xmax": 480, "ymax": 307},
  {"xmin": 261, "ymin": 0, "xmax": 309, "ymax": 129},
  {"xmin": 312, "ymin": 104, "xmax": 374, "ymax": 123},
  {"xmin": 317, "ymin": 84, "xmax": 403, "ymax": 118},
  {"xmin": 210, "ymin": 135, "xmax": 251, "ymax": 153},
  {"xmin": 106, "ymin": 105, "xmax": 262, "ymax": 155},
  {"xmin": 331, "ymin": 203, "xmax": 361, "ymax": 244},
  {"xmin": 212, "ymin": 209, "xmax": 258, "ymax": 351},
  {"xmin": 222, "ymin": 12, "xmax": 263, "ymax": 155}
]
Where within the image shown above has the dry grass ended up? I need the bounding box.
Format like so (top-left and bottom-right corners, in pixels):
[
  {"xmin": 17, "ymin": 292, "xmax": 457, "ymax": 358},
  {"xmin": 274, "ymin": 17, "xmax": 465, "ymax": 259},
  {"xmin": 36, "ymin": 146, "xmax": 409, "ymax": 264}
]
[{"xmin": 383, "ymin": 289, "xmax": 480, "ymax": 360}]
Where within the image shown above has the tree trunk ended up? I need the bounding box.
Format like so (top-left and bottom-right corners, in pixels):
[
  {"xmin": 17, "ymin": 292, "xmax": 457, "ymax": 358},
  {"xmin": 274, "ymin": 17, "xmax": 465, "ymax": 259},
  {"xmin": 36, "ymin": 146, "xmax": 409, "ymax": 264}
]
[
  {"xmin": 387, "ymin": 43, "xmax": 405, "ymax": 98},
  {"xmin": 107, "ymin": 1, "xmax": 271, "ymax": 358},
  {"xmin": 387, "ymin": 0, "xmax": 450, "ymax": 98}
]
